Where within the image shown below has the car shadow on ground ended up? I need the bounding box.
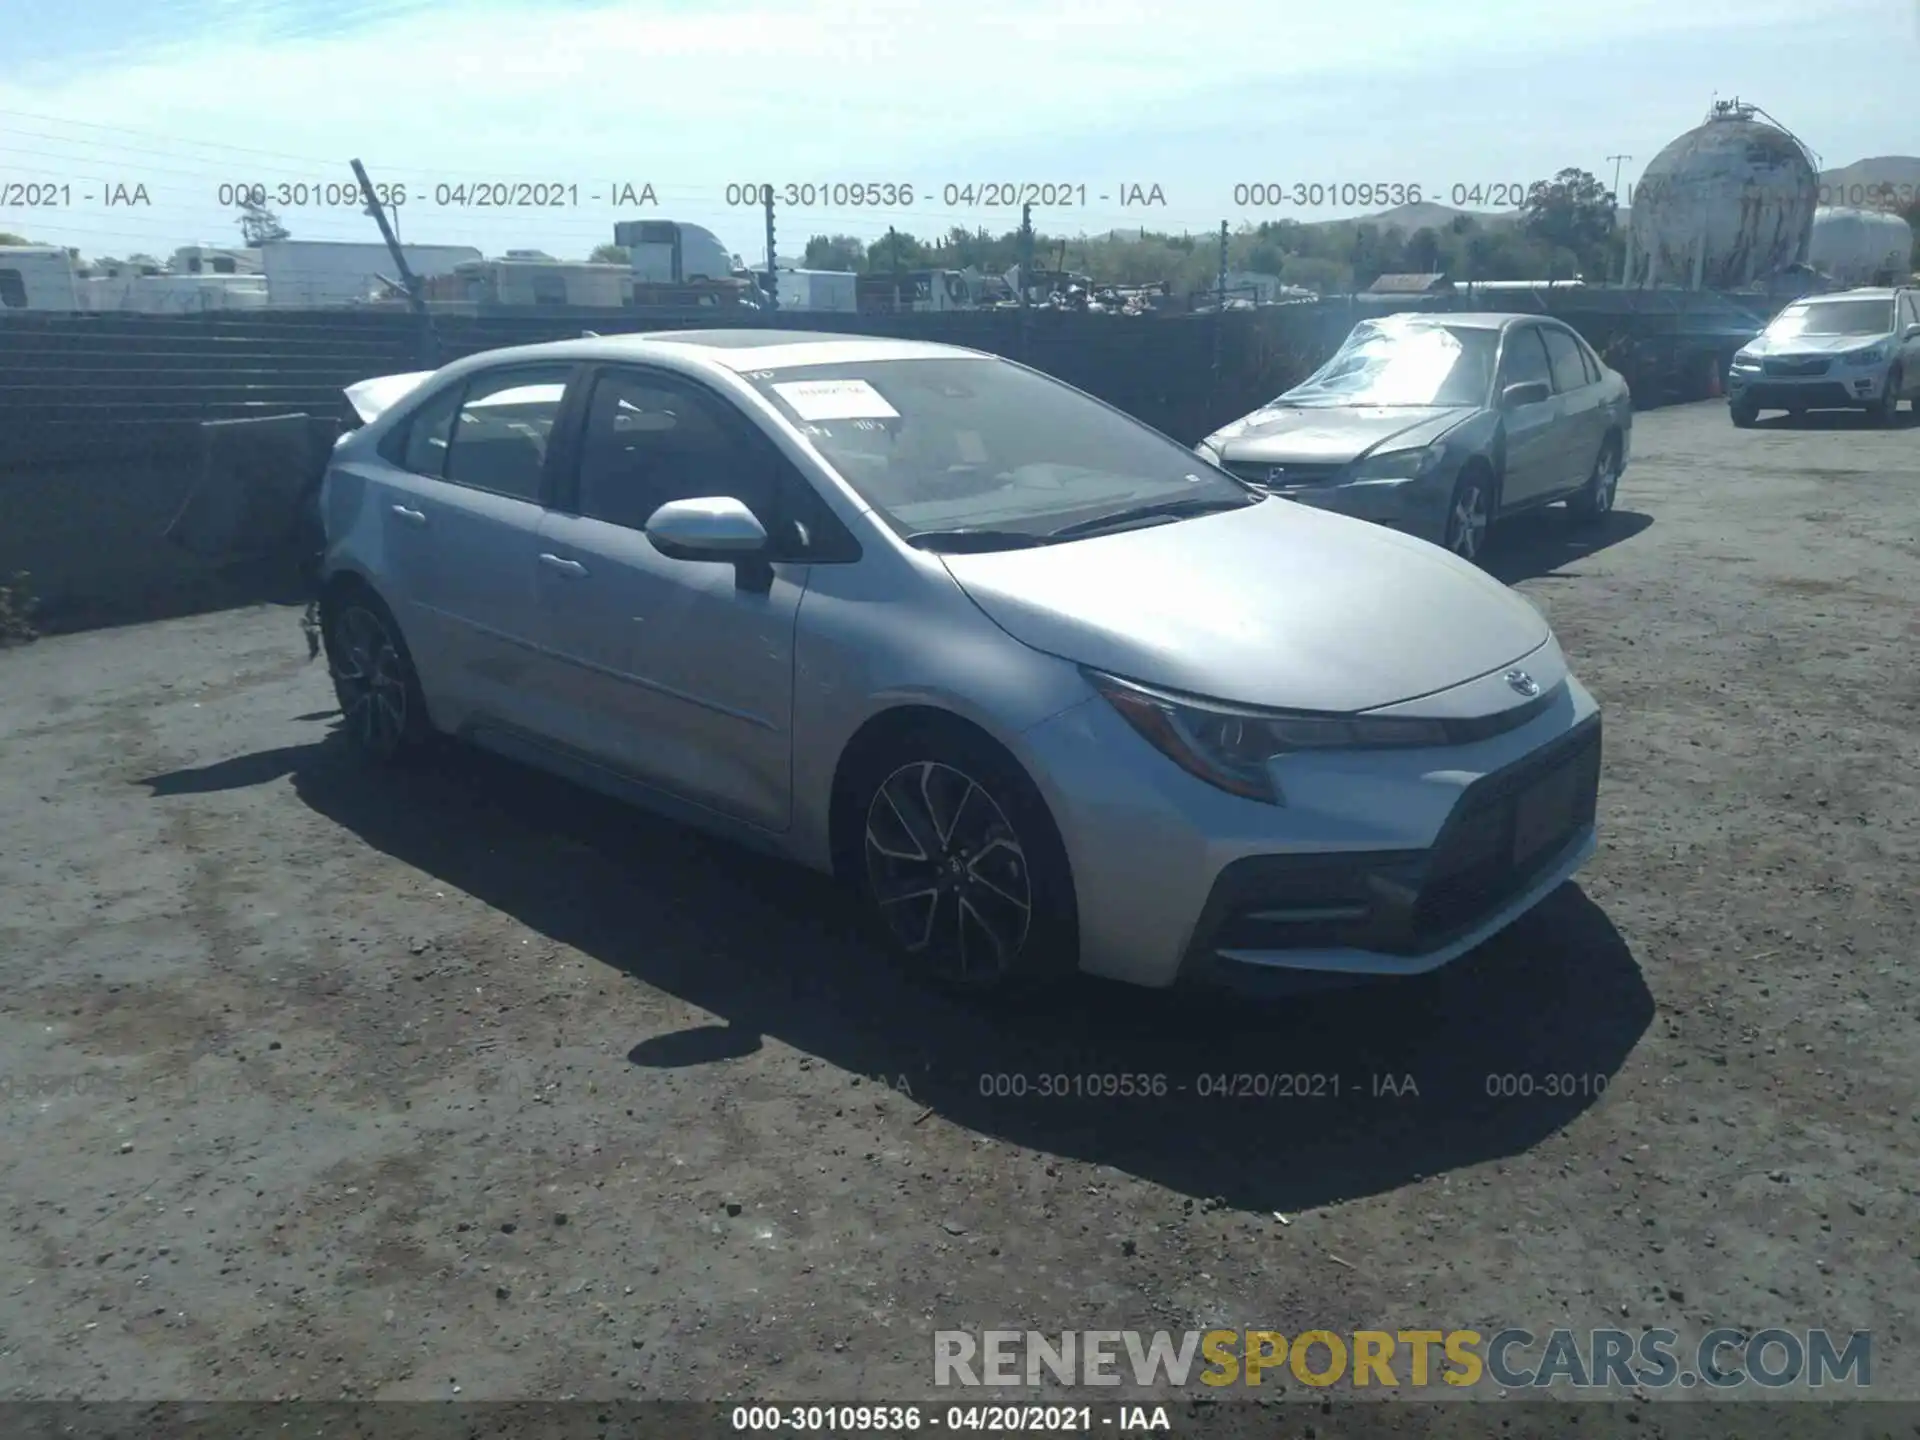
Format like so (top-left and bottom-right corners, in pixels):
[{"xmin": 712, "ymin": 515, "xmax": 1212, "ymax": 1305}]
[
  {"xmin": 143, "ymin": 732, "xmax": 1653, "ymax": 1214},
  {"xmin": 1483, "ymin": 507, "xmax": 1653, "ymax": 585},
  {"xmin": 1751, "ymin": 407, "xmax": 1916, "ymax": 430}
]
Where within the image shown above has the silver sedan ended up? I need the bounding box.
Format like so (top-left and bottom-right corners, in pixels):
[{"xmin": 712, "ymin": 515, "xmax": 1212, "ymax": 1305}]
[
  {"xmin": 314, "ymin": 330, "xmax": 1603, "ymax": 995},
  {"xmin": 1198, "ymin": 313, "xmax": 1633, "ymax": 563}
]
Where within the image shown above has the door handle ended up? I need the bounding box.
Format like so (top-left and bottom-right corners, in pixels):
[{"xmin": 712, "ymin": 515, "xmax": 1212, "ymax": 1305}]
[
  {"xmin": 538, "ymin": 552, "xmax": 588, "ymax": 578},
  {"xmin": 390, "ymin": 505, "xmax": 427, "ymax": 527}
]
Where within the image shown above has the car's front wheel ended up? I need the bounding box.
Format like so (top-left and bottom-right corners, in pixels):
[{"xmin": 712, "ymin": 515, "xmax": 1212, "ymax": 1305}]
[
  {"xmin": 851, "ymin": 722, "xmax": 1076, "ymax": 995},
  {"xmin": 1730, "ymin": 398, "xmax": 1758, "ymax": 428},
  {"xmin": 323, "ymin": 586, "xmax": 432, "ymax": 763},
  {"xmin": 1444, "ymin": 470, "xmax": 1493, "ymax": 564},
  {"xmin": 1872, "ymin": 371, "xmax": 1903, "ymax": 426}
]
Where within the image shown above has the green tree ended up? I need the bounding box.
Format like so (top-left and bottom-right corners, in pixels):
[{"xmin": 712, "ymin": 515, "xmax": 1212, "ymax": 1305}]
[
  {"xmin": 589, "ymin": 243, "xmax": 630, "ymax": 264},
  {"xmin": 0, "ymin": 232, "xmax": 32, "ymax": 246},
  {"xmin": 1405, "ymin": 226, "xmax": 1442, "ymax": 273},
  {"xmin": 1522, "ymin": 168, "xmax": 1614, "ymax": 277},
  {"xmin": 803, "ymin": 234, "xmax": 869, "ymax": 271}
]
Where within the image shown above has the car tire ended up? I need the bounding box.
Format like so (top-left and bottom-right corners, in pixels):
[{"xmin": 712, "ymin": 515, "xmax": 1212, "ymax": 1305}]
[
  {"xmin": 1873, "ymin": 371, "xmax": 1902, "ymax": 427},
  {"xmin": 1443, "ymin": 469, "xmax": 1493, "ymax": 564},
  {"xmin": 1566, "ymin": 436, "xmax": 1621, "ymax": 526},
  {"xmin": 848, "ymin": 719, "xmax": 1077, "ymax": 996},
  {"xmin": 322, "ymin": 584, "xmax": 433, "ymax": 764},
  {"xmin": 1730, "ymin": 399, "xmax": 1758, "ymax": 428}
]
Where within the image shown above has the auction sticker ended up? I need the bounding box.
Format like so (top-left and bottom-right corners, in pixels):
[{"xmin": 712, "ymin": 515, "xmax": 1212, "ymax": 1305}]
[{"xmin": 771, "ymin": 379, "xmax": 900, "ymax": 421}]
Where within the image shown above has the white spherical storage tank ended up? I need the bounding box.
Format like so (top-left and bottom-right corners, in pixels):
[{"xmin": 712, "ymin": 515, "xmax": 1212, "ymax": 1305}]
[
  {"xmin": 1808, "ymin": 207, "xmax": 1914, "ymax": 286},
  {"xmin": 1627, "ymin": 102, "xmax": 1819, "ymax": 288}
]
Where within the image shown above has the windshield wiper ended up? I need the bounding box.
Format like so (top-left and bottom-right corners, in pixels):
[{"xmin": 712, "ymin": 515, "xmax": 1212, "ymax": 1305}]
[
  {"xmin": 1046, "ymin": 494, "xmax": 1259, "ymax": 540},
  {"xmin": 904, "ymin": 528, "xmax": 1058, "ymax": 553}
]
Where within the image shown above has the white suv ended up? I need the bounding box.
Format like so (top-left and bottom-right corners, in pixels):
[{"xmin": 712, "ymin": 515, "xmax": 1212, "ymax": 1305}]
[{"xmin": 1727, "ymin": 287, "xmax": 1920, "ymax": 427}]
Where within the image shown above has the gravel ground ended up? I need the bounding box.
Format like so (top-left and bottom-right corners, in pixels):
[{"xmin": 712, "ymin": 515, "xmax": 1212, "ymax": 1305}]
[{"xmin": 1, "ymin": 399, "xmax": 1915, "ymax": 1407}]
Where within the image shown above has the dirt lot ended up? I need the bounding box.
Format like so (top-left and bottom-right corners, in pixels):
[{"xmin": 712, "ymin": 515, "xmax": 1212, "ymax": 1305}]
[{"xmin": 1, "ymin": 399, "xmax": 1915, "ymax": 1407}]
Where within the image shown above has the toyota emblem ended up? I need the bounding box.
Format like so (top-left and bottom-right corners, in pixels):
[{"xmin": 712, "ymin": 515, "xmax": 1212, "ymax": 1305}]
[{"xmin": 1505, "ymin": 669, "xmax": 1540, "ymax": 697}]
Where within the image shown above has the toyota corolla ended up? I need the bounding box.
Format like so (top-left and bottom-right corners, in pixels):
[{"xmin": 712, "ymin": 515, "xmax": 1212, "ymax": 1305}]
[{"xmin": 310, "ymin": 330, "xmax": 1603, "ymax": 995}]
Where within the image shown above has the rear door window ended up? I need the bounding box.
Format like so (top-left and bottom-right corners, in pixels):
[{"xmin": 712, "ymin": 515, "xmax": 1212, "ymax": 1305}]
[{"xmin": 442, "ymin": 365, "xmax": 573, "ymax": 501}]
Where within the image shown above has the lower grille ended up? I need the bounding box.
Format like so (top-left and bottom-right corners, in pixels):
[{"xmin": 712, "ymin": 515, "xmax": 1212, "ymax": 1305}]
[
  {"xmin": 1182, "ymin": 718, "xmax": 1602, "ymax": 972},
  {"xmin": 1225, "ymin": 460, "xmax": 1346, "ymax": 488}
]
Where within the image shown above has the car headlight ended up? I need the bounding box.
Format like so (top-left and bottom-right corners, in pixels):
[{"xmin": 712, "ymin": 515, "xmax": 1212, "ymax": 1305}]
[
  {"xmin": 1349, "ymin": 444, "xmax": 1444, "ymax": 482},
  {"xmin": 1730, "ymin": 352, "xmax": 1762, "ymax": 370},
  {"xmin": 1843, "ymin": 346, "xmax": 1886, "ymax": 365},
  {"xmin": 1085, "ymin": 669, "xmax": 1453, "ymax": 805}
]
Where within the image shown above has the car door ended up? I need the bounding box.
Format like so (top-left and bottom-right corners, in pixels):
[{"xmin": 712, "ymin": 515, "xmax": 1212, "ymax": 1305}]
[
  {"xmin": 1540, "ymin": 323, "xmax": 1604, "ymax": 494},
  {"xmin": 380, "ymin": 361, "xmax": 579, "ymax": 731},
  {"xmin": 1493, "ymin": 324, "xmax": 1564, "ymax": 508},
  {"xmin": 531, "ymin": 365, "xmax": 809, "ymax": 832},
  {"xmin": 1900, "ymin": 293, "xmax": 1920, "ymax": 398}
]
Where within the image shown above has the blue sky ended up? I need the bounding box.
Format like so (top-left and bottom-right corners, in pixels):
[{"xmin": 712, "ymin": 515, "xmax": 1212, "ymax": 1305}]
[{"xmin": 1, "ymin": 0, "xmax": 1911, "ymax": 263}]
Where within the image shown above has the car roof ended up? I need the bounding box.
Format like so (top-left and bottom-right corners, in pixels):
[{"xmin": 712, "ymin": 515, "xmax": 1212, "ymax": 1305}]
[
  {"xmin": 1800, "ymin": 288, "xmax": 1899, "ymax": 300},
  {"xmin": 1367, "ymin": 311, "xmax": 1563, "ymax": 331},
  {"xmin": 433, "ymin": 329, "xmax": 989, "ymax": 377}
]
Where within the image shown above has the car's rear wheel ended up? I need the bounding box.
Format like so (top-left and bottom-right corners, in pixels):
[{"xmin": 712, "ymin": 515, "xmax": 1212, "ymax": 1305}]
[
  {"xmin": 1444, "ymin": 470, "xmax": 1492, "ymax": 563},
  {"xmin": 850, "ymin": 721, "xmax": 1076, "ymax": 995},
  {"xmin": 323, "ymin": 587, "xmax": 432, "ymax": 763},
  {"xmin": 1730, "ymin": 399, "xmax": 1758, "ymax": 428},
  {"xmin": 1566, "ymin": 436, "xmax": 1621, "ymax": 525}
]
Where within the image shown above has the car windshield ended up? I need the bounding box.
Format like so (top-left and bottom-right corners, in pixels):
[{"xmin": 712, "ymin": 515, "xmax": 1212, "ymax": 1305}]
[
  {"xmin": 1275, "ymin": 318, "xmax": 1500, "ymax": 408},
  {"xmin": 744, "ymin": 357, "xmax": 1252, "ymax": 541},
  {"xmin": 1767, "ymin": 299, "xmax": 1895, "ymax": 338}
]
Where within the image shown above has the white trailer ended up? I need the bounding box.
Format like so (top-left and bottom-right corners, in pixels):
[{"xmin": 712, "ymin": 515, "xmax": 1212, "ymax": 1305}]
[
  {"xmin": 773, "ymin": 268, "xmax": 859, "ymax": 312},
  {"xmin": 259, "ymin": 240, "xmax": 482, "ymax": 307},
  {"xmin": 0, "ymin": 246, "xmax": 81, "ymax": 310},
  {"xmin": 1807, "ymin": 207, "xmax": 1913, "ymax": 286}
]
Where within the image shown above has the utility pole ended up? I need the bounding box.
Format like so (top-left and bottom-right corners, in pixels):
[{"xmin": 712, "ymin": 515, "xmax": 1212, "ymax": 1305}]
[
  {"xmin": 1018, "ymin": 203, "xmax": 1034, "ymax": 358},
  {"xmin": 1216, "ymin": 219, "xmax": 1229, "ymax": 310},
  {"xmin": 762, "ymin": 185, "xmax": 778, "ymax": 313},
  {"xmin": 1214, "ymin": 219, "xmax": 1229, "ymax": 389},
  {"xmin": 1607, "ymin": 155, "xmax": 1634, "ymax": 287},
  {"xmin": 352, "ymin": 159, "xmax": 436, "ymax": 368},
  {"xmin": 1606, "ymin": 153, "xmax": 1631, "ymax": 206}
]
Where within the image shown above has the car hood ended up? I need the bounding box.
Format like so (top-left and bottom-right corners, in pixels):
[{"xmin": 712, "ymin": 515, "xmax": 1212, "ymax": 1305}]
[
  {"xmin": 938, "ymin": 498, "xmax": 1549, "ymax": 713},
  {"xmin": 1204, "ymin": 404, "xmax": 1476, "ymax": 464},
  {"xmin": 1741, "ymin": 332, "xmax": 1892, "ymax": 358}
]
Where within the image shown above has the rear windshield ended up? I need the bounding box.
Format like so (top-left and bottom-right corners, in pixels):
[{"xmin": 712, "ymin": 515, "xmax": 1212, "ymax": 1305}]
[{"xmin": 743, "ymin": 357, "xmax": 1247, "ymax": 536}]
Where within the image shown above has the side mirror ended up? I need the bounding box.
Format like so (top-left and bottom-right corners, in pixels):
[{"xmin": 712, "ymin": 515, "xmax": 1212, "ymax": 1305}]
[
  {"xmin": 1501, "ymin": 380, "xmax": 1551, "ymax": 409},
  {"xmin": 644, "ymin": 496, "xmax": 769, "ymax": 562},
  {"xmin": 1904, "ymin": 324, "xmax": 1920, "ymax": 341}
]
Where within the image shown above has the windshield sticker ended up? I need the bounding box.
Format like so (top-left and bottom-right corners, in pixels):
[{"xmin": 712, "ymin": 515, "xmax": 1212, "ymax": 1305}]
[{"xmin": 771, "ymin": 379, "xmax": 900, "ymax": 421}]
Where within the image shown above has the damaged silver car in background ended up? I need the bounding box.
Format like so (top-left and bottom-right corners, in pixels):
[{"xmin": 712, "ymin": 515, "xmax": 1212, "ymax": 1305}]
[{"xmin": 1196, "ymin": 312, "xmax": 1632, "ymax": 563}]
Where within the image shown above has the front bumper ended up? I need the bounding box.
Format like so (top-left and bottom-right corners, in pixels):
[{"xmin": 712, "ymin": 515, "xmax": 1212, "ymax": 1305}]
[
  {"xmin": 1728, "ymin": 365, "xmax": 1889, "ymax": 409},
  {"xmin": 1276, "ymin": 472, "xmax": 1453, "ymax": 544},
  {"xmin": 1020, "ymin": 659, "xmax": 1602, "ymax": 989}
]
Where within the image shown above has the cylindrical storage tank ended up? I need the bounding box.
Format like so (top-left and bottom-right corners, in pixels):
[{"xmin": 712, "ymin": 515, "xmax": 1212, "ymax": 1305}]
[
  {"xmin": 1808, "ymin": 207, "xmax": 1914, "ymax": 286},
  {"xmin": 1628, "ymin": 107, "xmax": 1819, "ymax": 289}
]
